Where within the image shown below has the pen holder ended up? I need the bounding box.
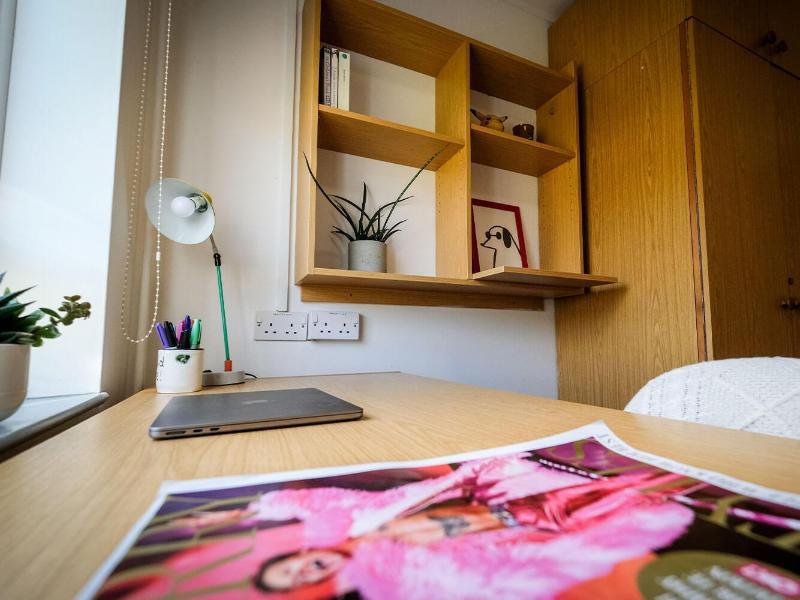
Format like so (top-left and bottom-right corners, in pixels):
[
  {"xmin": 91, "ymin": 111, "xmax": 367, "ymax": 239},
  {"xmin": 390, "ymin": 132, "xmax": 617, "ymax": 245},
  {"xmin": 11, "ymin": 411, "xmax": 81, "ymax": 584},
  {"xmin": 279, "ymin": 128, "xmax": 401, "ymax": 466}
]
[{"xmin": 156, "ymin": 349, "xmax": 204, "ymax": 394}]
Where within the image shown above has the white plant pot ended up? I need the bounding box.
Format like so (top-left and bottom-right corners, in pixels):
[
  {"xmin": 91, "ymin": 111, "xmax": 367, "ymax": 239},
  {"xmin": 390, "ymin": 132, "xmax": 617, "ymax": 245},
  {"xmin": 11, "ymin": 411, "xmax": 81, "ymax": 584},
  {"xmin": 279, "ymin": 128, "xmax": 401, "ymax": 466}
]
[
  {"xmin": 0, "ymin": 344, "xmax": 30, "ymax": 421},
  {"xmin": 348, "ymin": 240, "xmax": 387, "ymax": 273}
]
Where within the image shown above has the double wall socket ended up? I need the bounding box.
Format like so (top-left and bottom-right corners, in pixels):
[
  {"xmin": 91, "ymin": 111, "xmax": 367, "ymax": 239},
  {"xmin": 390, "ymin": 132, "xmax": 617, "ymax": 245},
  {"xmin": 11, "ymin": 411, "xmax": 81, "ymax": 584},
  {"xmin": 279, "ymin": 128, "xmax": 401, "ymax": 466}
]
[
  {"xmin": 308, "ymin": 311, "xmax": 360, "ymax": 340},
  {"xmin": 254, "ymin": 311, "xmax": 308, "ymax": 341}
]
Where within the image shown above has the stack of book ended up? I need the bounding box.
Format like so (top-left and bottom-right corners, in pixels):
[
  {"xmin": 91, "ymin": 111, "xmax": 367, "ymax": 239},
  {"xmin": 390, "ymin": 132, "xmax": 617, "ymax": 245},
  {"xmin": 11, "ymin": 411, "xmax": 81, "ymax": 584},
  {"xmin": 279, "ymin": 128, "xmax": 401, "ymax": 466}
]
[{"xmin": 320, "ymin": 46, "xmax": 350, "ymax": 110}]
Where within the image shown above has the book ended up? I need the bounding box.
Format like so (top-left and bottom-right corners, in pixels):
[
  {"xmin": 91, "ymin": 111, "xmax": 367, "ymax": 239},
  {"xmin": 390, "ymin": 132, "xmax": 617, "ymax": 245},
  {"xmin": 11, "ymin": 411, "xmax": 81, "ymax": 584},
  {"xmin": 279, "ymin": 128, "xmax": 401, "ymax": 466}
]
[
  {"xmin": 320, "ymin": 46, "xmax": 331, "ymax": 106},
  {"xmin": 330, "ymin": 48, "xmax": 339, "ymax": 108},
  {"xmin": 83, "ymin": 422, "xmax": 800, "ymax": 599},
  {"xmin": 337, "ymin": 51, "xmax": 350, "ymax": 110}
]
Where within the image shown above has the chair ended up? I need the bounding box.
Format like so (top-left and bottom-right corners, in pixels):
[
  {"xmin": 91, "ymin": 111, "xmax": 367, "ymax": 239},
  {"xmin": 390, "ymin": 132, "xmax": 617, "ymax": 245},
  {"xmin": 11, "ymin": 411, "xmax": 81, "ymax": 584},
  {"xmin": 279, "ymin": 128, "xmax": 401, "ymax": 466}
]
[{"xmin": 625, "ymin": 357, "xmax": 800, "ymax": 440}]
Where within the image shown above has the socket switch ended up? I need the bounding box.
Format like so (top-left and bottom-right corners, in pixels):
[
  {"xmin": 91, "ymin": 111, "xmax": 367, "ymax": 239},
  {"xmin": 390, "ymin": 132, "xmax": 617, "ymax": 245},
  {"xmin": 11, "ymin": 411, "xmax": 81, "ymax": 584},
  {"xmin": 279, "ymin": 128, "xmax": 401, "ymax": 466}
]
[
  {"xmin": 254, "ymin": 311, "xmax": 308, "ymax": 341},
  {"xmin": 308, "ymin": 311, "xmax": 360, "ymax": 340}
]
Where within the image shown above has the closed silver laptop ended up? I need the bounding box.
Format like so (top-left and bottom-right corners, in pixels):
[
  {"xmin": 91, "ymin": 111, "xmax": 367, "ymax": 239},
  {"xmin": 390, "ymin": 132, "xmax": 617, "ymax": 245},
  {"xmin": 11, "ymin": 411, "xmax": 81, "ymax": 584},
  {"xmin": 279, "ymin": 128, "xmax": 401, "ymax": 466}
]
[{"xmin": 149, "ymin": 388, "xmax": 363, "ymax": 439}]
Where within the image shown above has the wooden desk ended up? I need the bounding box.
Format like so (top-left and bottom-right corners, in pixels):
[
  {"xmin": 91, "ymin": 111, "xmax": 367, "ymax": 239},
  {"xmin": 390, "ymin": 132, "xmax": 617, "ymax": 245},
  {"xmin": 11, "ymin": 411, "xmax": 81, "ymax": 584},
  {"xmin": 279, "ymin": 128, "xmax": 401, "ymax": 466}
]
[{"xmin": 0, "ymin": 372, "xmax": 798, "ymax": 598}]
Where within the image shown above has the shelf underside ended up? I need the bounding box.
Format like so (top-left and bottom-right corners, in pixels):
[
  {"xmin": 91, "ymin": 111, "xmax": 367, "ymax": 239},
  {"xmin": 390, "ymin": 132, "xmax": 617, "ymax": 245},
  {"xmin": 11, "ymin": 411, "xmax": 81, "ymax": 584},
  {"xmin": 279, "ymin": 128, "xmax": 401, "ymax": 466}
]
[
  {"xmin": 318, "ymin": 105, "xmax": 462, "ymax": 170},
  {"xmin": 470, "ymin": 43, "xmax": 572, "ymax": 110},
  {"xmin": 472, "ymin": 266, "xmax": 617, "ymax": 288},
  {"xmin": 470, "ymin": 124, "xmax": 575, "ymax": 177}
]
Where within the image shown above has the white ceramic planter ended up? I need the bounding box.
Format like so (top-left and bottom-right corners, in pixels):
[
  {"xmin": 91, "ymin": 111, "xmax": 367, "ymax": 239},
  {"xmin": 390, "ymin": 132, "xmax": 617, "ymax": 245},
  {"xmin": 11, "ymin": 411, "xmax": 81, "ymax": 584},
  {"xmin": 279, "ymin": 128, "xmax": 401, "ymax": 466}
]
[
  {"xmin": 348, "ymin": 240, "xmax": 387, "ymax": 273},
  {"xmin": 0, "ymin": 344, "xmax": 30, "ymax": 421}
]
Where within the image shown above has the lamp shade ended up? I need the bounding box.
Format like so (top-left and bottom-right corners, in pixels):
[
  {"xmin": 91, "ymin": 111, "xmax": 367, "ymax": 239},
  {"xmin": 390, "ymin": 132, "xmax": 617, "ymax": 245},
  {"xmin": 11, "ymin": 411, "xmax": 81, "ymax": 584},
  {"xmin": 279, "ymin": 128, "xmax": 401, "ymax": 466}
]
[{"xmin": 145, "ymin": 178, "xmax": 215, "ymax": 244}]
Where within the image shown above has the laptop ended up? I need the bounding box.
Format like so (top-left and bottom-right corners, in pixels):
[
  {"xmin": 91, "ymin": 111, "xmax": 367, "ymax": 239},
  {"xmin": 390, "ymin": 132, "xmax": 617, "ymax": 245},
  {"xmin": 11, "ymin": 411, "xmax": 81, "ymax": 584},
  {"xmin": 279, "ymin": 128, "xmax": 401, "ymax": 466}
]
[{"xmin": 149, "ymin": 388, "xmax": 363, "ymax": 439}]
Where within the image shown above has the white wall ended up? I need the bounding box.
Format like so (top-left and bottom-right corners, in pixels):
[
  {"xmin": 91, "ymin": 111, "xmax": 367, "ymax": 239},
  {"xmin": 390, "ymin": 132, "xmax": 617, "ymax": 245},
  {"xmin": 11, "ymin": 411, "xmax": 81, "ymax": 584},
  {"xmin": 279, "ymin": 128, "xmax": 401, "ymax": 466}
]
[
  {"xmin": 0, "ymin": 0, "xmax": 126, "ymax": 397},
  {"xmin": 137, "ymin": 0, "xmax": 558, "ymax": 397}
]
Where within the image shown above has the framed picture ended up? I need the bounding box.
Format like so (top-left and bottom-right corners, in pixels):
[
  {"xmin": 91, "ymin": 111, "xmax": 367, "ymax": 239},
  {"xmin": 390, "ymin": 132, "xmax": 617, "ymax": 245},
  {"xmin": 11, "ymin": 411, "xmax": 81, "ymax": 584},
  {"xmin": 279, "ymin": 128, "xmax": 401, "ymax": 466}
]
[{"xmin": 471, "ymin": 198, "xmax": 529, "ymax": 272}]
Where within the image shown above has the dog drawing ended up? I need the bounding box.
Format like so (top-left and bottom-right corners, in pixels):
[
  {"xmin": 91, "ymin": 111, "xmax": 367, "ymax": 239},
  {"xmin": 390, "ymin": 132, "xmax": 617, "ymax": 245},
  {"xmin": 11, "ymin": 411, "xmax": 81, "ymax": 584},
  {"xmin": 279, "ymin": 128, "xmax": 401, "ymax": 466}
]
[{"xmin": 480, "ymin": 225, "xmax": 523, "ymax": 268}]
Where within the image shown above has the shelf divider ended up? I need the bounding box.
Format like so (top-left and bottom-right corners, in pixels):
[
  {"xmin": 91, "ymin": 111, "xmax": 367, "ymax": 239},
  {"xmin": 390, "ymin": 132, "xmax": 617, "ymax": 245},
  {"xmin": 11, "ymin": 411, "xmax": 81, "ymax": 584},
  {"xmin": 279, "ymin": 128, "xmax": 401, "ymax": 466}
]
[
  {"xmin": 317, "ymin": 105, "xmax": 462, "ymax": 171},
  {"xmin": 470, "ymin": 124, "xmax": 574, "ymax": 177}
]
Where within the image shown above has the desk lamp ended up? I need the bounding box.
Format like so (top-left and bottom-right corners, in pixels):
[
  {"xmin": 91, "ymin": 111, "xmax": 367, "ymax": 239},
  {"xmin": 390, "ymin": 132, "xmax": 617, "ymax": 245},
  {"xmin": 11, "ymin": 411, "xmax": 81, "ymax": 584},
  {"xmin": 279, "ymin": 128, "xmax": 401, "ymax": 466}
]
[{"xmin": 144, "ymin": 178, "xmax": 245, "ymax": 386}]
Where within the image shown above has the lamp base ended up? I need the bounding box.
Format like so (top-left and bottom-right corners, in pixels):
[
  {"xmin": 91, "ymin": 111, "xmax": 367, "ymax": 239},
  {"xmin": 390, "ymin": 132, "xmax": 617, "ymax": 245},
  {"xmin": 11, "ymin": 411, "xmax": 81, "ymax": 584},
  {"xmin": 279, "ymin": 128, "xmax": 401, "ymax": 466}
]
[{"xmin": 203, "ymin": 370, "xmax": 246, "ymax": 386}]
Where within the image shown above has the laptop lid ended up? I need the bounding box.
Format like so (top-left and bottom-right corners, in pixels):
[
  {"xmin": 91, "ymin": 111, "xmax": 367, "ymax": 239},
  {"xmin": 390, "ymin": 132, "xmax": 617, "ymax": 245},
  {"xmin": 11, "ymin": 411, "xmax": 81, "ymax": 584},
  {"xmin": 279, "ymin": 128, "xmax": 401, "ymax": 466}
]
[{"xmin": 149, "ymin": 388, "xmax": 363, "ymax": 439}]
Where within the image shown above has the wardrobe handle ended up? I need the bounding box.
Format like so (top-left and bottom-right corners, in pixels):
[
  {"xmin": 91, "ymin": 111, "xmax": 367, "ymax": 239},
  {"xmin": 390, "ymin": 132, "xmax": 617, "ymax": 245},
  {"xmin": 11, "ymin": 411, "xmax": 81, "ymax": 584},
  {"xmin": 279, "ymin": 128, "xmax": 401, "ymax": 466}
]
[
  {"xmin": 760, "ymin": 30, "xmax": 777, "ymax": 46},
  {"xmin": 780, "ymin": 298, "xmax": 794, "ymax": 310},
  {"xmin": 771, "ymin": 40, "xmax": 789, "ymax": 55}
]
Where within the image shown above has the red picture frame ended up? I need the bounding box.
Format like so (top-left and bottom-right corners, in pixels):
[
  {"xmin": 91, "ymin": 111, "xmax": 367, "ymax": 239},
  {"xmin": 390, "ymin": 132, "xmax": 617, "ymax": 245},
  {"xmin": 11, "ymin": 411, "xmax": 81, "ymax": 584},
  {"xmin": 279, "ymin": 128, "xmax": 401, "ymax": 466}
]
[{"xmin": 471, "ymin": 198, "xmax": 529, "ymax": 273}]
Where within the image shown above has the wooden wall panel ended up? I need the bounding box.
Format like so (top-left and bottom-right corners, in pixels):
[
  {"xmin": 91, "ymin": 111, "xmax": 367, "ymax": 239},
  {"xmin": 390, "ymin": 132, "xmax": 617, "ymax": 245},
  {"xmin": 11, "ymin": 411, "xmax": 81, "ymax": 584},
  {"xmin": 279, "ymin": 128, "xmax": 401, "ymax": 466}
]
[
  {"xmin": 537, "ymin": 62, "xmax": 583, "ymax": 274},
  {"xmin": 555, "ymin": 30, "xmax": 700, "ymax": 409},
  {"xmin": 435, "ymin": 43, "xmax": 472, "ymax": 279},
  {"xmin": 548, "ymin": 0, "xmax": 687, "ymax": 88},
  {"xmin": 688, "ymin": 21, "xmax": 794, "ymax": 359}
]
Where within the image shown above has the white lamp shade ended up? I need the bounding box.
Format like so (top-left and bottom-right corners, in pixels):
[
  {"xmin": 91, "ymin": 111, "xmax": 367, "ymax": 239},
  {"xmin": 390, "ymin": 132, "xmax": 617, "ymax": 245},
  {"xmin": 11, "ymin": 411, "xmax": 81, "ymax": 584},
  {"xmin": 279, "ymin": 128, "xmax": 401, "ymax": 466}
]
[{"xmin": 145, "ymin": 178, "xmax": 215, "ymax": 244}]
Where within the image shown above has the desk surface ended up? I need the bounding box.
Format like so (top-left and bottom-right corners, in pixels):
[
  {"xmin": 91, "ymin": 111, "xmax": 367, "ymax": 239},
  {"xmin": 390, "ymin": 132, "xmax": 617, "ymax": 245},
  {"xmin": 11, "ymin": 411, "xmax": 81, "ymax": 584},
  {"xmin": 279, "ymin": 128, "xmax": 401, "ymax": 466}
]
[{"xmin": 0, "ymin": 372, "xmax": 798, "ymax": 598}]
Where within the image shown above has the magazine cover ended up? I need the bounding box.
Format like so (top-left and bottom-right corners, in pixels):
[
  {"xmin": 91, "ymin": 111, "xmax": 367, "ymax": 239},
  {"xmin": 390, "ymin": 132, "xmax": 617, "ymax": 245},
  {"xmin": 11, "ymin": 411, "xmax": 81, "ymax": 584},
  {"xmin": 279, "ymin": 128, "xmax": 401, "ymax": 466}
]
[{"xmin": 82, "ymin": 423, "xmax": 800, "ymax": 599}]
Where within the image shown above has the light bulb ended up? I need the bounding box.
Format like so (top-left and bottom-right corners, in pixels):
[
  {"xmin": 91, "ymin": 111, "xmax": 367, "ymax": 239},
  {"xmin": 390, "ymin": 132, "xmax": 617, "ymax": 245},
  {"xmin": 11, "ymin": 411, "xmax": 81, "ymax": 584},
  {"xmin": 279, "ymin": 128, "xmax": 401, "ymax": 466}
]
[{"xmin": 170, "ymin": 195, "xmax": 197, "ymax": 218}]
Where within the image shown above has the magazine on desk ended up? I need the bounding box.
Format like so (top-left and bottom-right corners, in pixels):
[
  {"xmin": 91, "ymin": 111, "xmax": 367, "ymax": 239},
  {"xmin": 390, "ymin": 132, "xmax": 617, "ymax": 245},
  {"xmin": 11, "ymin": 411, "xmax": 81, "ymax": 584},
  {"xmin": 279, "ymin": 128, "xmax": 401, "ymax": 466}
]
[{"xmin": 81, "ymin": 422, "xmax": 800, "ymax": 599}]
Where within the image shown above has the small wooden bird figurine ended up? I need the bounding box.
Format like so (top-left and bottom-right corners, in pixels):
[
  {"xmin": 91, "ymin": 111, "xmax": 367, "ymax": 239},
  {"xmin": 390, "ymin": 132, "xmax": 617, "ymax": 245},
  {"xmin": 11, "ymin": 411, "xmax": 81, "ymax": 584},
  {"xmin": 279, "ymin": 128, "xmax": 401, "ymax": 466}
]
[{"xmin": 470, "ymin": 109, "xmax": 508, "ymax": 132}]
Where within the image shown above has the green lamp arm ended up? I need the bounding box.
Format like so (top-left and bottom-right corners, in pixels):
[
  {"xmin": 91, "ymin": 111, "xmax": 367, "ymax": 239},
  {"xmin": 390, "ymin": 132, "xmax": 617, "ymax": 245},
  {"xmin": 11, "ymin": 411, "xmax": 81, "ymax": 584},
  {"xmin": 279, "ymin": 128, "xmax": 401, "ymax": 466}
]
[{"xmin": 209, "ymin": 234, "xmax": 232, "ymax": 371}]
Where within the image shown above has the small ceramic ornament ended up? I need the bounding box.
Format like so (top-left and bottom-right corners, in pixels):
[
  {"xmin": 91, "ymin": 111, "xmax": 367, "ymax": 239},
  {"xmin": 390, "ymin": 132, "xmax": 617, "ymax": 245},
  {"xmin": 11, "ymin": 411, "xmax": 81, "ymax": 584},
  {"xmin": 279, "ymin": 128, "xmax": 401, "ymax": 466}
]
[{"xmin": 470, "ymin": 109, "xmax": 508, "ymax": 132}]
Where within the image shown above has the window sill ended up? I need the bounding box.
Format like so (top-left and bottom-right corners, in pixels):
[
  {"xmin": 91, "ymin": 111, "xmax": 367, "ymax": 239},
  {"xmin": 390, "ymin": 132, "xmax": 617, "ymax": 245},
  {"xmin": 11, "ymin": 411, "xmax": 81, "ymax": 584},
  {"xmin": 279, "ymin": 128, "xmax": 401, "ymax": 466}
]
[{"xmin": 0, "ymin": 392, "xmax": 108, "ymax": 456}]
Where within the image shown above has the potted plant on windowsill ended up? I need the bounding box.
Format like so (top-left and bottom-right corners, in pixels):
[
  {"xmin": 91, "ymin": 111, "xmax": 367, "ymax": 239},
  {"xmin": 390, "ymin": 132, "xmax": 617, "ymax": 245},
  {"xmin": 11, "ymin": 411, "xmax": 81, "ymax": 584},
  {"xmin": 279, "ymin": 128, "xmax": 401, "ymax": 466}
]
[
  {"xmin": 304, "ymin": 149, "xmax": 441, "ymax": 273},
  {"xmin": 0, "ymin": 272, "xmax": 91, "ymax": 421}
]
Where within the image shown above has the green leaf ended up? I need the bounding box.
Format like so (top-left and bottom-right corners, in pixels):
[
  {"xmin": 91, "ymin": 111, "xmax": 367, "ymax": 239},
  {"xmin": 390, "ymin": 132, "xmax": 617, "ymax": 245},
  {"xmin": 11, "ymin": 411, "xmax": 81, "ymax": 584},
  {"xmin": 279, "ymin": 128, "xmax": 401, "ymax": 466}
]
[
  {"xmin": 40, "ymin": 307, "xmax": 59, "ymax": 318},
  {"xmin": 65, "ymin": 295, "xmax": 81, "ymax": 302},
  {"xmin": 0, "ymin": 272, "xmax": 4, "ymax": 287},
  {"xmin": 379, "ymin": 219, "xmax": 407, "ymax": 242},
  {"xmin": 0, "ymin": 286, "xmax": 34, "ymax": 308},
  {"xmin": 358, "ymin": 182, "xmax": 368, "ymax": 237},
  {"xmin": 0, "ymin": 301, "xmax": 32, "ymax": 320},
  {"xmin": 331, "ymin": 226, "xmax": 355, "ymax": 241},
  {"xmin": 383, "ymin": 228, "xmax": 403, "ymax": 241},
  {"xmin": 363, "ymin": 196, "xmax": 412, "ymax": 236}
]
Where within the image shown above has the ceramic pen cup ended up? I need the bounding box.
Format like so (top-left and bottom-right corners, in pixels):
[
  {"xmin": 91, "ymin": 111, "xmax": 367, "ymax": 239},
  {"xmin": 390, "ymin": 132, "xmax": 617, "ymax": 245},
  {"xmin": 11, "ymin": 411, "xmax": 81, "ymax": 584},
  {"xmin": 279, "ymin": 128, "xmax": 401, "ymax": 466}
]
[{"xmin": 156, "ymin": 349, "xmax": 204, "ymax": 393}]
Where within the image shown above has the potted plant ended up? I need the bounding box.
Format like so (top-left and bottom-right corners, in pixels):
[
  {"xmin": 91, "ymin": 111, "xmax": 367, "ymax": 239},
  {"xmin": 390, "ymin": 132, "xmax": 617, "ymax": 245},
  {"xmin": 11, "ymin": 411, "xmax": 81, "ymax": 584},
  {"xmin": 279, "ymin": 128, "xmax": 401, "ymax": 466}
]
[
  {"xmin": 304, "ymin": 149, "xmax": 441, "ymax": 273},
  {"xmin": 0, "ymin": 272, "xmax": 91, "ymax": 421}
]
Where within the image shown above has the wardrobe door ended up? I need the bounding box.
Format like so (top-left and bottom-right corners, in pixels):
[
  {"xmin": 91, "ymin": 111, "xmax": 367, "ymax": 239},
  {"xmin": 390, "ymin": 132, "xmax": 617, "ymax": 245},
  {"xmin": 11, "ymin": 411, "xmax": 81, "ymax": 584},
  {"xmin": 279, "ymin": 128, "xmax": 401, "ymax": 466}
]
[
  {"xmin": 555, "ymin": 29, "xmax": 699, "ymax": 409},
  {"xmin": 690, "ymin": 21, "xmax": 794, "ymax": 358},
  {"xmin": 773, "ymin": 67, "xmax": 800, "ymax": 356}
]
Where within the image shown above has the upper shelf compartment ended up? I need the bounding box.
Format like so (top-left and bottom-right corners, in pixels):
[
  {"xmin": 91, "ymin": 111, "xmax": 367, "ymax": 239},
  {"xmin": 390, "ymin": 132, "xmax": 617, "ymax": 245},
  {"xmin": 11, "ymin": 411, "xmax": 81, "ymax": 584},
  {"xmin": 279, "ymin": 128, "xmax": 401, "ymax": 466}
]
[
  {"xmin": 318, "ymin": 105, "xmax": 462, "ymax": 170},
  {"xmin": 470, "ymin": 42, "xmax": 573, "ymax": 109},
  {"xmin": 320, "ymin": 0, "xmax": 464, "ymax": 76},
  {"xmin": 471, "ymin": 124, "xmax": 574, "ymax": 177}
]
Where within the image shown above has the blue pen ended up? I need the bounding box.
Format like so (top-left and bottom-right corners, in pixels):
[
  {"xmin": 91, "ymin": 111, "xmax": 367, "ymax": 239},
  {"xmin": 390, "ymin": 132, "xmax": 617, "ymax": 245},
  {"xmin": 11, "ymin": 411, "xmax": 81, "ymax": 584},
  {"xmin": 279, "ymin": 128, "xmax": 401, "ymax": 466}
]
[{"xmin": 155, "ymin": 322, "xmax": 169, "ymax": 348}]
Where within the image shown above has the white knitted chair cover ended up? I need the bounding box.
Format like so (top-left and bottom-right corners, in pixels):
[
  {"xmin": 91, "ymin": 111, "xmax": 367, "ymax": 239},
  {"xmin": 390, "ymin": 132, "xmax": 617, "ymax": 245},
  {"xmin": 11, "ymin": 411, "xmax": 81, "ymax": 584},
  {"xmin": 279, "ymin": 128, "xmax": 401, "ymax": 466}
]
[{"xmin": 625, "ymin": 357, "xmax": 800, "ymax": 440}]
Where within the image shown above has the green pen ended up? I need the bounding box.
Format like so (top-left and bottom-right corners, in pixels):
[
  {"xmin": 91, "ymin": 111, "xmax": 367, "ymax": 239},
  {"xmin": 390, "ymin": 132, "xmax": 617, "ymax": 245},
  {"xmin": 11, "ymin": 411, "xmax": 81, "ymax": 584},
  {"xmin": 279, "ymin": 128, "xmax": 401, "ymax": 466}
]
[{"xmin": 190, "ymin": 319, "xmax": 202, "ymax": 349}]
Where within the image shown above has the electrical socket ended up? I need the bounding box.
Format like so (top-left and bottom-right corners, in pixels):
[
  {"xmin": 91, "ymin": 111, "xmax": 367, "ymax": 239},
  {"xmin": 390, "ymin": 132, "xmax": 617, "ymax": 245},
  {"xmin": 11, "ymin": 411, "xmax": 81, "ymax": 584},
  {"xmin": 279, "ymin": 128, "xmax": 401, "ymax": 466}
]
[
  {"xmin": 308, "ymin": 311, "xmax": 360, "ymax": 340},
  {"xmin": 254, "ymin": 311, "xmax": 307, "ymax": 341}
]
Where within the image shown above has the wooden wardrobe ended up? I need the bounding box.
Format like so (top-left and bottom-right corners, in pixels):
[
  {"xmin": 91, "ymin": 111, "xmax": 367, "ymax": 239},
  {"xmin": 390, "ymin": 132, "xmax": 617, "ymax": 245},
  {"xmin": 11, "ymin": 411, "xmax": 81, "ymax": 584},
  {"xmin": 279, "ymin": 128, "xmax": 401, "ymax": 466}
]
[{"xmin": 548, "ymin": 1, "xmax": 800, "ymax": 409}]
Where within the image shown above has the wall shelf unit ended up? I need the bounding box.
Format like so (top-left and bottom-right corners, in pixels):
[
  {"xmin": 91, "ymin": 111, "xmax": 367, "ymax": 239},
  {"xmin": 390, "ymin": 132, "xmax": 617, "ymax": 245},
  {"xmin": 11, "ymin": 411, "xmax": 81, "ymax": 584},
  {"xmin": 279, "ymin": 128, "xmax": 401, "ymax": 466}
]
[{"xmin": 296, "ymin": 0, "xmax": 616, "ymax": 311}]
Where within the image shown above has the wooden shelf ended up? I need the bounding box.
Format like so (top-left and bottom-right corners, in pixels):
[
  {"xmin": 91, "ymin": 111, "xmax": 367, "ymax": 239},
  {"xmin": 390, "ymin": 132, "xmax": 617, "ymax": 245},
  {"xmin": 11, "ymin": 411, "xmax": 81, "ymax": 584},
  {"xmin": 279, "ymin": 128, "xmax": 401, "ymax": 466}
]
[
  {"xmin": 299, "ymin": 267, "xmax": 588, "ymax": 300},
  {"xmin": 470, "ymin": 124, "xmax": 575, "ymax": 177},
  {"xmin": 470, "ymin": 42, "xmax": 573, "ymax": 109},
  {"xmin": 472, "ymin": 266, "xmax": 617, "ymax": 288},
  {"xmin": 318, "ymin": 105, "xmax": 463, "ymax": 170}
]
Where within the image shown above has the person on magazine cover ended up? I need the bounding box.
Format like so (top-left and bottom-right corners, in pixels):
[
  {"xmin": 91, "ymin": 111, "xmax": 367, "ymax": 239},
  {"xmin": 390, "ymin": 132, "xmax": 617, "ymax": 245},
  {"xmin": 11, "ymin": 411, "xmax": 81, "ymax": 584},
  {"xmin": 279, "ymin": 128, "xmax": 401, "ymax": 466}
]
[{"xmin": 102, "ymin": 453, "xmax": 700, "ymax": 599}]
